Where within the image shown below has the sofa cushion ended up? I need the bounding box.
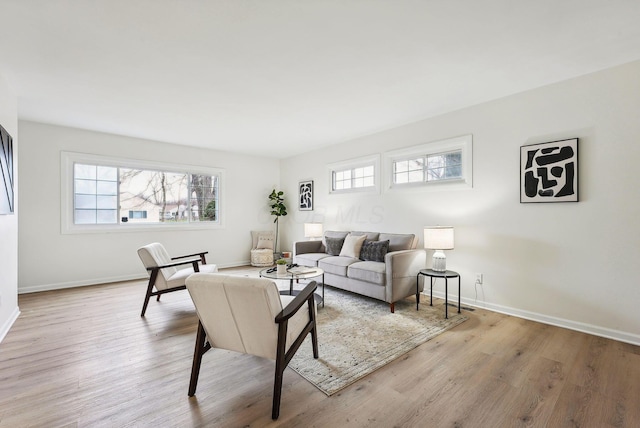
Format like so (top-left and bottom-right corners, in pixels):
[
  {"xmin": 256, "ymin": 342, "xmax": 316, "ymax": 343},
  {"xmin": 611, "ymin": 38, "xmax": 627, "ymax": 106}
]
[
  {"xmin": 347, "ymin": 261, "xmax": 386, "ymax": 285},
  {"xmin": 325, "ymin": 237, "xmax": 345, "ymax": 256},
  {"xmin": 321, "ymin": 231, "xmax": 350, "ymax": 252},
  {"xmin": 379, "ymin": 233, "xmax": 416, "ymax": 251},
  {"xmin": 350, "ymin": 231, "xmax": 380, "ymax": 241},
  {"xmin": 339, "ymin": 234, "xmax": 366, "ymax": 258},
  {"xmin": 359, "ymin": 240, "xmax": 390, "ymax": 262},
  {"xmin": 295, "ymin": 252, "xmax": 330, "ymax": 267},
  {"xmin": 318, "ymin": 256, "xmax": 360, "ymax": 276}
]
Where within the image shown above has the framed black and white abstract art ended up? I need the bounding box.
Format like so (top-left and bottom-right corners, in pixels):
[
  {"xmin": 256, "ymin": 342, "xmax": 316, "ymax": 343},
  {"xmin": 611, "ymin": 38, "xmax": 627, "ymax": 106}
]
[
  {"xmin": 0, "ymin": 123, "xmax": 14, "ymax": 214},
  {"xmin": 299, "ymin": 180, "xmax": 313, "ymax": 211},
  {"xmin": 520, "ymin": 138, "xmax": 578, "ymax": 203}
]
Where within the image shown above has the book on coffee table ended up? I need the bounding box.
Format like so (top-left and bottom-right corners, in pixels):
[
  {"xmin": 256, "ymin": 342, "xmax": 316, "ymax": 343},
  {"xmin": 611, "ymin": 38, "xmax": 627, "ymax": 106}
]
[{"xmin": 286, "ymin": 266, "xmax": 317, "ymax": 275}]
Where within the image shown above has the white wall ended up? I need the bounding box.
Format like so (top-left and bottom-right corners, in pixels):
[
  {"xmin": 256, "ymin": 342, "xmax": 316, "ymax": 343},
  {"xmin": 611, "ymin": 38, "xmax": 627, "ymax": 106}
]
[
  {"xmin": 280, "ymin": 60, "xmax": 640, "ymax": 345},
  {"xmin": 0, "ymin": 73, "xmax": 19, "ymax": 342},
  {"xmin": 18, "ymin": 121, "xmax": 280, "ymax": 292}
]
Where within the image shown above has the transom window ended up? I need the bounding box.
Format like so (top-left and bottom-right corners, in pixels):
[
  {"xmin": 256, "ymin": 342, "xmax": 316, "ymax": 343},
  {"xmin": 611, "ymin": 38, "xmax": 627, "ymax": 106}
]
[
  {"xmin": 393, "ymin": 150, "xmax": 463, "ymax": 184},
  {"xmin": 333, "ymin": 165, "xmax": 375, "ymax": 190},
  {"xmin": 385, "ymin": 134, "xmax": 472, "ymax": 191},
  {"xmin": 62, "ymin": 152, "xmax": 224, "ymax": 233},
  {"xmin": 328, "ymin": 155, "xmax": 380, "ymax": 194}
]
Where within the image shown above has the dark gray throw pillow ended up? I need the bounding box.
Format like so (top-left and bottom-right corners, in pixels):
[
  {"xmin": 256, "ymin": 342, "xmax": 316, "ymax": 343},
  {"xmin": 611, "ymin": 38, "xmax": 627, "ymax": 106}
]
[
  {"xmin": 325, "ymin": 237, "xmax": 345, "ymax": 256},
  {"xmin": 359, "ymin": 240, "xmax": 390, "ymax": 262}
]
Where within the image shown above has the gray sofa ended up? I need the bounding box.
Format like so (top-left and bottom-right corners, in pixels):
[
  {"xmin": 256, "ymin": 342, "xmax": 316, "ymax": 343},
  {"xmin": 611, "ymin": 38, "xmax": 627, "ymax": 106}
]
[{"xmin": 293, "ymin": 231, "xmax": 425, "ymax": 312}]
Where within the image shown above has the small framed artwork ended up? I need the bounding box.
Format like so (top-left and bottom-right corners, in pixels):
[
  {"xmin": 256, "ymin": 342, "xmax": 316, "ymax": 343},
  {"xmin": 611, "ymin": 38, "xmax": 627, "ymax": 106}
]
[
  {"xmin": 0, "ymin": 124, "xmax": 14, "ymax": 215},
  {"xmin": 299, "ymin": 180, "xmax": 313, "ymax": 211},
  {"xmin": 520, "ymin": 138, "xmax": 578, "ymax": 203}
]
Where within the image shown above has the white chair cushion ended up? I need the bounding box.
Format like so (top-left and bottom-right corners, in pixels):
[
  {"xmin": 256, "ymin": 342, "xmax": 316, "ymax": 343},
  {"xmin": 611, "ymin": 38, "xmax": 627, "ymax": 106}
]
[
  {"xmin": 137, "ymin": 243, "xmax": 178, "ymax": 284},
  {"xmin": 164, "ymin": 263, "xmax": 218, "ymax": 290},
  {"xmin": 280, "ymin": 294, "xmax": 317, "ymax": 351},
  {"xmin": 186, "ymin": 273, "xmax": 312, "ymax": 360}
]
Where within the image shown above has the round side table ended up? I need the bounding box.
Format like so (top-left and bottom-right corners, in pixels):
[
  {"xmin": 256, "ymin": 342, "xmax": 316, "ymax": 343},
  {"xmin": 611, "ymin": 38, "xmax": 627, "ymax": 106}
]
[{"xmin": 416, "ymin": 269, "xmax": 461, "ymax": 319}]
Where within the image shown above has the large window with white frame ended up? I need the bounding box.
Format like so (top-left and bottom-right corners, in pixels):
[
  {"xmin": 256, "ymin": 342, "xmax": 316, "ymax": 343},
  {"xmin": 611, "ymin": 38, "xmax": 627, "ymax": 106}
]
[
  {"xmin": 328, "ymin": 155, "xmax": 380, "ymax": 194},
  {"xmin": 385, "ymin": 135, "xmax": 472, "ymax": 190},
  {"xmin": 62, "ymin": 152, "xmax": 224, "ymax": 233}
]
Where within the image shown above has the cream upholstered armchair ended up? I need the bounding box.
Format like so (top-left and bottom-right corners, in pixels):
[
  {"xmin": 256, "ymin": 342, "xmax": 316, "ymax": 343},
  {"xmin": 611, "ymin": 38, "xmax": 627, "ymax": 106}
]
[
  {"xmin": 137, "ymin": 243, "xmax": 218, "ymax": 316},
  {"xmin": 186, "ymin": 273, "xmax": 318, "ymax": 420},
  {"xmin": 250, "ymin": 230, "xmax": 275, "ymax": 266}
]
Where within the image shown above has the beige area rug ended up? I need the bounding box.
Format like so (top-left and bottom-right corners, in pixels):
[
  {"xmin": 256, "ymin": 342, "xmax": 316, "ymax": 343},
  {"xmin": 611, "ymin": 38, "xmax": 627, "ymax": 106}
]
[{"xmin": 289, "ymin": 287, "xmax": 468, "ymax": 396}]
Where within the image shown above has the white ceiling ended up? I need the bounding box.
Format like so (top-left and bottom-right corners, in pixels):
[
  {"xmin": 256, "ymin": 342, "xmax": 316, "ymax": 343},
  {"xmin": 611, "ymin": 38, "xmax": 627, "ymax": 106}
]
[{"xmin": 1, "ymin": 1, "xmax": 640, "ymax": 158}]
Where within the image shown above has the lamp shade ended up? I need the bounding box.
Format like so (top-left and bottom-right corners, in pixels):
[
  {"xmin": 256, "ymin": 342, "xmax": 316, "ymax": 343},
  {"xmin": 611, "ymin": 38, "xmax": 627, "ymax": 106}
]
[
  {"xmin": 424, "ymin": 226, "xmax": 454, "ymax": 250},
  {"xmin": 304, "ymin": 223, "xmax": 323, "ymax": 239}
]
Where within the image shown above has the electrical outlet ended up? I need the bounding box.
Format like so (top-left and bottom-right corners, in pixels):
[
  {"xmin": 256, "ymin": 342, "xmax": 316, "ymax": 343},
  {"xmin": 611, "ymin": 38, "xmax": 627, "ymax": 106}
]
[{"xmin": 475, "ymin": 273, "xmax": 483, "ymax": 285}]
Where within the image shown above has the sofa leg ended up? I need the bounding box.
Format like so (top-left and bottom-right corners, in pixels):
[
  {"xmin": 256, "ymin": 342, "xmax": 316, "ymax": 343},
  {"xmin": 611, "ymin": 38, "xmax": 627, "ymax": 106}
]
[{"xmin": 390, "ymin": 303, "xmax": 395, "ymax": 313}]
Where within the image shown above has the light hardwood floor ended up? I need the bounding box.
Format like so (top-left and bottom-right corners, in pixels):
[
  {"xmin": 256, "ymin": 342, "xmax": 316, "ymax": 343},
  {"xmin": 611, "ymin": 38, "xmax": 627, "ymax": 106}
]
[{"xmin": 1, "ymin": 267, "xmax": 639, "ymax": 427}]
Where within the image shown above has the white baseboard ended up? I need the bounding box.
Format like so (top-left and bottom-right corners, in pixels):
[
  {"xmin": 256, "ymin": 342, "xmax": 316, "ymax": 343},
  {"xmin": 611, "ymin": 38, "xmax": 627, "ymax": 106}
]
[
  {"xmin": 19, "ymin": 274, "xmax": 147, "ymax": 294},
  {"xmin": 0, "ymin": 306, "xmax": 20, "ymax": 343},
  {"xmin": 17, "ymin": 260, "xmax": 252, "ymax": 294},
  {"xmin": 428, "ymin": 290, "xmax": 640, "ymax": 347},
  {"xmin": 220, "ymin": 260, "xmax": 252, "ymax": 269}
]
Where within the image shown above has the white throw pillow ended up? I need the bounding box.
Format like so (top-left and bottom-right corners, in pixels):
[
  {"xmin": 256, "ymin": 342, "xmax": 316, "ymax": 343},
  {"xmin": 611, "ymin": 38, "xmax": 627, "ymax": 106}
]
[
  {"xmin": 339, "ymin": 234, "xmax": 367, "ymax": 258},
  {"xmin": 256, "ymin": 237, "xmax": 273, "ymax": 250}
]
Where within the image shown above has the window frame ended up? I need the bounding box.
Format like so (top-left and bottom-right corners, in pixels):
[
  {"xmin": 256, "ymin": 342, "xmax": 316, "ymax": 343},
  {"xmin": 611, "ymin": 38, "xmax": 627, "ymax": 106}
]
[
  {"xmin": 384, "ymin": 135, "xmax": 473, "ymax": 192},
  {"xmin": 61, "ymin": 151, "xmax": 225, "ymax": 234},
  {"xmin": 327, "ymin": 154, "xmax": 381, "ymax": 195}
]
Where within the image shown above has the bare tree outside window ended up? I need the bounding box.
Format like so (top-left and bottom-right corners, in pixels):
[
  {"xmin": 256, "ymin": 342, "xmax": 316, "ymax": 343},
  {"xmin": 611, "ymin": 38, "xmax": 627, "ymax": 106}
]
[
  {"xmin": 191, "ymin": 174, "xmax": 218, "ymax": 222},
  {"xmin": 120, "ymin": 169, "xmax": 188, "ymax": 222},
  {"xmin": 392, "ymin": 150, "xmax": 462, "ymax": 184},
  {"xmin": 426, "ymin": 151, "xmax": 462, "ymax": 181}
]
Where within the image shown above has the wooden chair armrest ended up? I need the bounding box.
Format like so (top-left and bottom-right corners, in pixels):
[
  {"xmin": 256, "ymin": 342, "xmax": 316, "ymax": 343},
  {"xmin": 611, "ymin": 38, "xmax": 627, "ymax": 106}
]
[
  {"xmin": 172, "ymin": 251, "xmax": 208, "ymax": 264},
  {"xmin": 172, "ymin": 251, "xmax": 208, "ymax": 260},
  {"xmin": 147, "ymin": 258, "xmax": 202, "ymax": 271},
  {"xmin": 275, "ymin": 281, "xmax": 317, "ymax": 323}
]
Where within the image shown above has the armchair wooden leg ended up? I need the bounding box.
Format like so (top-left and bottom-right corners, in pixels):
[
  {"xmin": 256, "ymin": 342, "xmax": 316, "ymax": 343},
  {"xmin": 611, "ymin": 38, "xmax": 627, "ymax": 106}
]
[
  {"xmin": 390, "ymin": 302, "xmax": 395, "ymax": 313},
  {"xmin": 308, "ymin": 299, "xmax": 319, "ymax": 359},
  {"xmin": 141, "ymin": 281, "xmax": 155, "ymax": 317},
  {"xmin": 188, "ymin": 321, "xmax": 209, "ymax": 396},
  {"xmin": 273, "ymin": 322, "xmax": 288, "ymax": 419}
]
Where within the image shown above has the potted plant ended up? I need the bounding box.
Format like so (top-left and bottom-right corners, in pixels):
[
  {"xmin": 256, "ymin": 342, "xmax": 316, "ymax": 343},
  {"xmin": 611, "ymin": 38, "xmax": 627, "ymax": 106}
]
[
  {"xmin": 269, "ymin": 189, "xmax": 287, "ymax": 255},
  {"xmin": 276, "ymin": 258, "xmax": 287, "ymax": 275}
]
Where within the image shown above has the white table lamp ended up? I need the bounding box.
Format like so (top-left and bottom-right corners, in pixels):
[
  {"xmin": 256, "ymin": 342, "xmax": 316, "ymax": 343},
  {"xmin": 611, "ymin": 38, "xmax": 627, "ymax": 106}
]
[
  {"xmin": 304, "ymin": 223, "xmax": 323, "ymax": 240},
  {"xmin": 424, "ymin": 226, "xmax": 454, "ymax": 272}
]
